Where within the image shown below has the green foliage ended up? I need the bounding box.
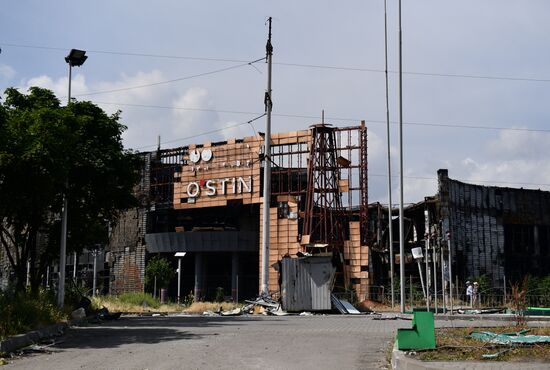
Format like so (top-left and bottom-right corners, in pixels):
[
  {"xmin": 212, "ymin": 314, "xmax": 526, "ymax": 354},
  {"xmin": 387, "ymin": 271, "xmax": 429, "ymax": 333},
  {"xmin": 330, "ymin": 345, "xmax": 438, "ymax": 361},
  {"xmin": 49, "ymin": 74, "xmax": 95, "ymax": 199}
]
[
  {"xmin": 118, "ymin": 292, "xmax": 160, "ymax": 309},
  {"xmin": 145, "ymin": 256, "xmax": 174, "ymax": 290},
  {"xmin": 0, "ymin": 289, "xmax": 65, "ymax": 339},
  {"xmin": 182, "ymin": 291, "xmax": 195, "ymax": 307},
  {"xmin": 0, "ymin": 87, "xmax": 142, "ymax": 294},
  {"xmin": 215, "ymin": 287, "xmax": 225, "ymax": 303}
]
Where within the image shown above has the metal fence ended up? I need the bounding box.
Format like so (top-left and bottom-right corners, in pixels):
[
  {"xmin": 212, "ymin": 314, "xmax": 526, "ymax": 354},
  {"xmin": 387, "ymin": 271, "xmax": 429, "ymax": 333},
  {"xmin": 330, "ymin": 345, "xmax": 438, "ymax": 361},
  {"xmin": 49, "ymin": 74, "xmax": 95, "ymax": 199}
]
[{"xmin": 361, "ymin": 283, "xmax": 550, "ymax": 309}]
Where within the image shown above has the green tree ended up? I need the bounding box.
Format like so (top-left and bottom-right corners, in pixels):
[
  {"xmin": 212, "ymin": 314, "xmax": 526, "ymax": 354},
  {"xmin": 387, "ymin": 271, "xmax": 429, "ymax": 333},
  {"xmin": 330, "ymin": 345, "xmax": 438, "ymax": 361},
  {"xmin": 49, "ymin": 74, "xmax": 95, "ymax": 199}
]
[
  {"xmin": 0, "ymin": 87, "xmax": 141, "ymax": 295},
  {"xmin": 145, "ymin": 256, "xmax": 174, "ymax": 292}
]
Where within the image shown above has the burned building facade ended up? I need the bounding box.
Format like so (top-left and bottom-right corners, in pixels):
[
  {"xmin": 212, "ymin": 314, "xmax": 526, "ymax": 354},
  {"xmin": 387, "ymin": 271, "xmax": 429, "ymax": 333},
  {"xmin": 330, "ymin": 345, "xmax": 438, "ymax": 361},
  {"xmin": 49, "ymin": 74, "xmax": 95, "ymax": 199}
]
[
  {"xmin": 108, "ymin": 123, "xmax": 370, "ymax": 301},
  {"xmin": 371, "ymin": 169, "xmax": 550, "ymax": 290},
  {"xmin": 438, "ymin": 169, "xmax": 550, "ymax": 284}
]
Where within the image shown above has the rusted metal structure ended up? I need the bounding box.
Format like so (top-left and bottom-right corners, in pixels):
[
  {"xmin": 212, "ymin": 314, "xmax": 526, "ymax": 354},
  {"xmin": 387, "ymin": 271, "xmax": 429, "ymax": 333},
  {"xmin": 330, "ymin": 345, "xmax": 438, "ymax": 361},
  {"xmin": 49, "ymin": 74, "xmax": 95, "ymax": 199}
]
[
  {"xmin": 302, "ymin": 124, "xmax": 348, "ymax": 249},
  {"xmin": 107, "ymin": 123, "xmax": 370, "ymax": 300}
]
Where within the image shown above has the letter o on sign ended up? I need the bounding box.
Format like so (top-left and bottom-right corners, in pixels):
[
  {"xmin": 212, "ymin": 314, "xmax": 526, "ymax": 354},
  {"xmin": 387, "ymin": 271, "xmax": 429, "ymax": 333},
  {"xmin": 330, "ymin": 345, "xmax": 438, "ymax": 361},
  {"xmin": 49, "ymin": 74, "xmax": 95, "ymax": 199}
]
[{"xmin": 187, "ymin": 182, "xmax": 200, "ymax": 198}]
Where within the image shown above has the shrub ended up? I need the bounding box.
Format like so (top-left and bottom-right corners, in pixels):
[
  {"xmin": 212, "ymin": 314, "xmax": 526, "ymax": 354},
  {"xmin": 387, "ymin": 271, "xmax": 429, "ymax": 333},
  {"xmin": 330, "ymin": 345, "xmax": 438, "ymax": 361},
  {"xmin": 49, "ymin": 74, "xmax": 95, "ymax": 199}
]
[
  {"xmin": 0, "ymin": 289, "xmax": 65, "ymax": 339},
  {"xmin": 118, "ymin": 292, "xmax": 160, "ymax": 309},
  {"xmin": 145, "ymin": 256, "xmax": 174, "ymax": 292}
]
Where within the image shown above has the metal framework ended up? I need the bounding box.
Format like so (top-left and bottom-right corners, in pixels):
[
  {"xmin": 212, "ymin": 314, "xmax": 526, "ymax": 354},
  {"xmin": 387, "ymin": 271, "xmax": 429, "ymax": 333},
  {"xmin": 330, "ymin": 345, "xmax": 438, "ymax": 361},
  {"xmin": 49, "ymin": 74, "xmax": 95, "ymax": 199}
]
[
  {"xmin": 145, "ymin": 124, "xmax": 368, "ymax": 245},
  {"xmin": 302, "ymin": 124, "xmax": 347, "ymax": 247}
]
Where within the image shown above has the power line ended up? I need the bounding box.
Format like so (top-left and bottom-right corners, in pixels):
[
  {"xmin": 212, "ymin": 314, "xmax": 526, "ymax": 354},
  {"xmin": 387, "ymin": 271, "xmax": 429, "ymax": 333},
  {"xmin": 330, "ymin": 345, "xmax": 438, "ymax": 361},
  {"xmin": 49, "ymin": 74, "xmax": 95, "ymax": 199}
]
[
  {"xmin": 71, "ymin": 58, "xmax": 264, "ymax": 97},
  {"xmin": 93, "ymin": 100, "xmax": 550, "ymax": 133},
  {"xmin": 369, "ymin": 173, "xmax": 550, "ymax": 188},
  {"xmin": 135, "ymin": 113, "xmax": 266, "ymax": 150},
  {"xmin": 0, "ymin": 42, "xmax": 253, "ymax": 64},
  {"xmin": 4, "ymin": 42, "xmax": 550, "ymax": 84}
]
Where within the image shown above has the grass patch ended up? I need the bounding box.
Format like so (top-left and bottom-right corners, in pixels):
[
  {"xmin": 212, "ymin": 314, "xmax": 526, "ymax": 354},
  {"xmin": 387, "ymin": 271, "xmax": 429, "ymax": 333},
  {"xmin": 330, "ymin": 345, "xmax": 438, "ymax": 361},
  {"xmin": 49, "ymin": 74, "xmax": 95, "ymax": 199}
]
[
  {"xmin": 89, "ymin": 294, "xmax": 241, "ymax": 315},
  {"xmin": 91, "ymin": 293, "xmax": 182, "ymax": 313},
  {"xmin": 415, "ymin": 326, "xmax": 550, "ymax": 362},
  {"xmin": 183, "ymin": 301, "xmax": 240, "ymax": 314},
  {"xmin": 0, "ymin": 290, "xmax": 66, "ymax": 340}
]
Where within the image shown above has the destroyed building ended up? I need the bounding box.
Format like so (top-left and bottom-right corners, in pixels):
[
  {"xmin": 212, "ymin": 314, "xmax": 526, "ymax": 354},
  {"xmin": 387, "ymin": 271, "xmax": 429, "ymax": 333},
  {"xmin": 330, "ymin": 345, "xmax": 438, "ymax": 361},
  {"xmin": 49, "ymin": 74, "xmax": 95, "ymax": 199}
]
[
  {"xmin": 370, "ymin": 169, "xmax": 550, "ymax": 290},
  {"xmin": 107, "ymin": 123, "xmax": 370, "ymax": 301}
]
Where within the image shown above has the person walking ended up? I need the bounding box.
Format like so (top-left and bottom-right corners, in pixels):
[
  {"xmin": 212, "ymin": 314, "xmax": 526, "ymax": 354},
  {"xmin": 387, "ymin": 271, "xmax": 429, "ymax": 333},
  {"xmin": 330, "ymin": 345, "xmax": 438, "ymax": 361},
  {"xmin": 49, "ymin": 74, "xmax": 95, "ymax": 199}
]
[
  {"xmin": 466, "ymin": 281, "xmax": 473, "ymax": 308},
  {"xmin": 472, "ymin": 282, "xmax": 479, "ymax": 308}
]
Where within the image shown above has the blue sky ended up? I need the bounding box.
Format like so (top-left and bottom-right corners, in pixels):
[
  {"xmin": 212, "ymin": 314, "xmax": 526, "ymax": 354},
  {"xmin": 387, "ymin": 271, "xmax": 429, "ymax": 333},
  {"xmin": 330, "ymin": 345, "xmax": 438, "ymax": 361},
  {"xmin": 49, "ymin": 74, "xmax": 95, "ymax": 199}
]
[{"xmin": 2, "ymin": 0, "xmax": 550, "ymax": 204}]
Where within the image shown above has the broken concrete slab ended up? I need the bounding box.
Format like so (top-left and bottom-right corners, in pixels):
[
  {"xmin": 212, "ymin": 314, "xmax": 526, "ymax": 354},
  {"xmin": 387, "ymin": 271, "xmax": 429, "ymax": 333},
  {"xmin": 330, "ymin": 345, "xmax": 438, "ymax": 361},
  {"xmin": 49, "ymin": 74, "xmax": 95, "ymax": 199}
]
[{"xmin": 0, "ymin": 323, "xmax": 67, "ymax": 354}]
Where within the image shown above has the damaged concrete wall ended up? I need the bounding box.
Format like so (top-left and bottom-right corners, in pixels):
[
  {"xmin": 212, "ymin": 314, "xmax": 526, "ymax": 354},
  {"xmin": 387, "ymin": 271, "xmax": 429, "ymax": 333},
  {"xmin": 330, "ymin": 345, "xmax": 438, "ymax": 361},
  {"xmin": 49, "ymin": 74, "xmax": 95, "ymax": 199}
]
[
  {"xmin": 108, "ymin": 207, "xmax": 147, "ymax": 294},
  {"xmin": 438, "ymin": 169, "xmax": 550, "ymax": 285},
  {"xmin": 108, "ymin": 153, "xmax": 151, "ymax": 294}
]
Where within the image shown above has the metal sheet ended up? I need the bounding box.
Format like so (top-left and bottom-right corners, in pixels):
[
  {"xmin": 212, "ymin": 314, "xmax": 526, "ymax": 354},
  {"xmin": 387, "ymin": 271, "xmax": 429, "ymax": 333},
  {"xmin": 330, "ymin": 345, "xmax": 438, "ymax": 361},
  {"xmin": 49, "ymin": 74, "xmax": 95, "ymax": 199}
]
[{"xmin": 281, "ymin": 256, "xmax": 335, "ymax": 311}]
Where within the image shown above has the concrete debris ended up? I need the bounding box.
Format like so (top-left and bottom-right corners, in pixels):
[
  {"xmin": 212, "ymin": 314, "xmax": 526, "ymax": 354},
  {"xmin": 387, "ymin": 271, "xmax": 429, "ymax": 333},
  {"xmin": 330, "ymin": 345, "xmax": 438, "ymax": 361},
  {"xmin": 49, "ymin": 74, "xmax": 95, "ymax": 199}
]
[
  {"xmin": 202, "ymin": 311, "xmax": 219, "ymax": 317},
  {"xmin": 97, "ymin": 306, "xmax": 122, "ymax": 320},
  {"xmin": 71, "ymin": 307, "xmax": 86, "ymax": 320},
  {"xmin": 200, "ymin": 295, "xmax": 287, "ymax": 316},
  {"xmin": 457, "ymin": 308, "xmax": 505, "ymax": 315},
  {"xmin": 299, "ymin": 312, "xmax": 313, "ymax": 316},
  {"xmin": 220, "ymin": 308, "xmax": 243, "ymax": 316},
  {"xmin": 242, "ymin": 294, "xmax": 282, "ymax": 315}
]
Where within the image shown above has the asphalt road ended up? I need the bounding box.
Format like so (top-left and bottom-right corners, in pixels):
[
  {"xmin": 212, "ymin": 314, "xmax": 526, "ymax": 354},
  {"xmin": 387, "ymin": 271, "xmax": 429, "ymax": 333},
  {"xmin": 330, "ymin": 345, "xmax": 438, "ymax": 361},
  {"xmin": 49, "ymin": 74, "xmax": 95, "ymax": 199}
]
[
  {"xmin": 2, "ymin": 315, "xmax": 526, "ymax": 370},
  {"xmin": 3, "ymin": 314, "xmax": 408, "ymax": 370}
]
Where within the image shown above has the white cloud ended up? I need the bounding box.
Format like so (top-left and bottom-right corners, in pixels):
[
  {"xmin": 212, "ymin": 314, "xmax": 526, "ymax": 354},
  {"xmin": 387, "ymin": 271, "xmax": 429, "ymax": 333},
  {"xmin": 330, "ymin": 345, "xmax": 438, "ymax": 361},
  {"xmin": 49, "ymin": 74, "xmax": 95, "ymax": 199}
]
[
  {"xmin": 171, "ymin": 87, "xmax": 219, "ymax": 141},
  {"xmin": 486, "ymin": 129, "xmax": 550, "ymax": 161},
  {"xmin": 24, "ymin": 74, "xmax": 88, "ymax": 100},
  {"xmin": 0, "ymin": 64, "xmax": 15, "ymax": 80},
  {"xmin": 446, "ymin": 129, "xmax": 550, "ymax": 191}
]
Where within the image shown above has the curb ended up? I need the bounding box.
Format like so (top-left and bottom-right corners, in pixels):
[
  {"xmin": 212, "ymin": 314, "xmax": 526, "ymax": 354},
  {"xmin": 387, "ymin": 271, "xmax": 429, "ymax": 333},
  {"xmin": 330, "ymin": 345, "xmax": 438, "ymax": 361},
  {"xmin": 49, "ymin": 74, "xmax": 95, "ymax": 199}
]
[
  {"xmin": 434, "ymin": 314, "xmax": 550, "ymax": 322},
  {"xmin": 0, "ymin": 322, "xmax": 68, "ymax": 354},
  {"xmin": 391, "ymin": 341, "xmax": 550, "ymax": 370}
]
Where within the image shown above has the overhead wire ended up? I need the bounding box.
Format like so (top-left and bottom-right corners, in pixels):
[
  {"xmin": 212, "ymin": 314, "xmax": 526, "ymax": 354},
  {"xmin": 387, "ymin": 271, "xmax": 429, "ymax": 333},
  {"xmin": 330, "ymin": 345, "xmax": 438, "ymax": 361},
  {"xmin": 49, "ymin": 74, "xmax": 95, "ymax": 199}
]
[
  {"xmin": 134, "ymin": 113, "xmax": 266, "ymax": 150},
  {"xmin": 93, "ymin": 101, "xmax": 550, "ymax": 133},
  {"xmin": 3, "ymin": 42, "xmax": 550, "ymax": 83},
  {"xmin": 71, "ymin": 57, "xmax": 265, "ymax": 98},
  {"xmin": 369, "ymin": 173, "xmax": 550, "ymax": 188},
  {"xmin": 4, "ymin": 43, "xmax": 550, "ymax": 188}
]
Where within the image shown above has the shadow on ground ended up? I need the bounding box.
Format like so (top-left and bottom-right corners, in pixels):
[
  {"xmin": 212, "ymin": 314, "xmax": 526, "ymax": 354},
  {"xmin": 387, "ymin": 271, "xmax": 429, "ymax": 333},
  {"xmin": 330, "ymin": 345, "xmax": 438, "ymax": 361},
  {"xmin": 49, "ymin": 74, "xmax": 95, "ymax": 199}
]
[{"xmin": 50, "ymin": 316, "xmax": 283, "ymax": 350}]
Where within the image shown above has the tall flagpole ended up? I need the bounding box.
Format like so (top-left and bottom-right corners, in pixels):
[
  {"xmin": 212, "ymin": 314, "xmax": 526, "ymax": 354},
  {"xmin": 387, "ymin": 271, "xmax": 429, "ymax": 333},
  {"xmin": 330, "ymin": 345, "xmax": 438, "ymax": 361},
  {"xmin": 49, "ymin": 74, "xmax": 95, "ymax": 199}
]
[
  {"xmin": 398, "ymin": 0, "xmax": 406, "ymax": 314},
  {"xmin": 384, "ymin": 0, "xmax": 395, "ymax": 309}
]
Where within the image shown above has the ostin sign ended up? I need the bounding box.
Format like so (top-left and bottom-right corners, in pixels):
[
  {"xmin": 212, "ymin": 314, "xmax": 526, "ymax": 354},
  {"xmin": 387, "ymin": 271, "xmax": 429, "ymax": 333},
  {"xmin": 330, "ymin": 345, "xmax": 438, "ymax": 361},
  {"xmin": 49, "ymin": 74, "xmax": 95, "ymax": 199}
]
[{"xmin": 186, "ymin": 176, "xmax": 252, "ymax": 198}]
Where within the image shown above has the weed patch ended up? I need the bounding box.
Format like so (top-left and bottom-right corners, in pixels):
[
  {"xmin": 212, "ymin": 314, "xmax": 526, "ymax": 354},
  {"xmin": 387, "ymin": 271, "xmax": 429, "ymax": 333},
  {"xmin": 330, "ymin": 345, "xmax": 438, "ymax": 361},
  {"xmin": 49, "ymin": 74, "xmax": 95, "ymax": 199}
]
[
  {"xmin": 415, "ymin": 326, "xmax": 550, "ymax": 362},
  {"xmin": 0, "ymin": 290, "xmax": 65, "ymax": 340}
]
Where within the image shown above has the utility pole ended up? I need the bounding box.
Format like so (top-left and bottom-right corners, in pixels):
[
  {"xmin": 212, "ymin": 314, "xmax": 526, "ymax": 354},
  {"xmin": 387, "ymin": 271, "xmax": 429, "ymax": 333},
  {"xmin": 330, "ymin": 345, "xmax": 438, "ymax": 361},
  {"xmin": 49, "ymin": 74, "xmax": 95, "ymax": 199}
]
[
  {"xmin": 447, "ymin": 231, "xmax": 453, "ymax": 314},
  {"xmin": 383, "ymin": 0, "xmax": 395, "ymax": 309},
  {"xmin": 433, "ymin": 233, "xmax": 438, "ymax": 314},
  {"xmin": 398, "ymin": 0, "xmax": 406, "ymax": 314},
  {"xmin": 59, "ymin": 49, "xmax": 87, "ymax": 308},
  {"xmin": 92, "ymin": 249, "xmax": 98, "ymax": 296},
  {"xmin": 424, "ymin": 210, "xmax": 430, "ymax": 312},
  {"xmin": 260, "ymin": 17, "xmax": 273, "ymax": 296}
]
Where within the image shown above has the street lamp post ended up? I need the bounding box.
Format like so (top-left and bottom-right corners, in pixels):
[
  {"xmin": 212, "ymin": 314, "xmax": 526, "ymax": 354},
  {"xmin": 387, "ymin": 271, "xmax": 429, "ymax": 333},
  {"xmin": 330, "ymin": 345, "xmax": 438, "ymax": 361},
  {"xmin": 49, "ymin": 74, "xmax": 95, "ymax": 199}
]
[
  {"xmin": 175, "ymin": 252, "xmax": 186, "ymax": 303},
  {"xmin": 92, "ymin": 248, "xmax": 100, "ymax": 296},
  {"xmin": 58, "ymin": 49, "xmax": 88, "ymax": 308}
]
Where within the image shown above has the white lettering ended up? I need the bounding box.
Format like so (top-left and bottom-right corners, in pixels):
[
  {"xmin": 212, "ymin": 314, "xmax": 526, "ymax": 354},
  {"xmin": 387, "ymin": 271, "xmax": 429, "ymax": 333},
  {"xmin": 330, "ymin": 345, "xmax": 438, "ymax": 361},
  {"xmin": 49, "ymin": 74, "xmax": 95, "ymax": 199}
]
[
  {"xmin": 220, "ymin": 178, "xmax": 229, "ymax": 195},
  {"xmin": 205, "ymin": 180, "xmax": 217, "ymax": 196},
  {"xmin": 185, "ymin": 176, "xmax": 253, "ymax": 200},
  {"xmin": 238, "ymin": 176, "xmax": 252, "ymax": 193},
  {"xmin": 187, "ymin": 182, "xmax": 200, "ymax": 198}
]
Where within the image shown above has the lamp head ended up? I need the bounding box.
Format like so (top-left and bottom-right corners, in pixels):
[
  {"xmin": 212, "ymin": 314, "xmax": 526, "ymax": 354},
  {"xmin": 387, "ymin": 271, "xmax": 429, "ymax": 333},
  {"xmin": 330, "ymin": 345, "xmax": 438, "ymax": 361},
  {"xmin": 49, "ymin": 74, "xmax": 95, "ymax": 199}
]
[{"xmin": 65, "ymin": 49, "xmax": 88, "ymax": 67}]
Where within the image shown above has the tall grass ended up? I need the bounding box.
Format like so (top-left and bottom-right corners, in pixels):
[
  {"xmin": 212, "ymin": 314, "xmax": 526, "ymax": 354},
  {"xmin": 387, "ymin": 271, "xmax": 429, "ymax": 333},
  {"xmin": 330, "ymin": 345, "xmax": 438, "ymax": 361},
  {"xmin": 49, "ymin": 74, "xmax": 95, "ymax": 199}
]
[
  {"xmin": 0, "ymin": 289, "xmax": 66, "ymax": 340},
  {"xmin": 92, "ymin": 293, "xmax": 168, "ymax": 313}
]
